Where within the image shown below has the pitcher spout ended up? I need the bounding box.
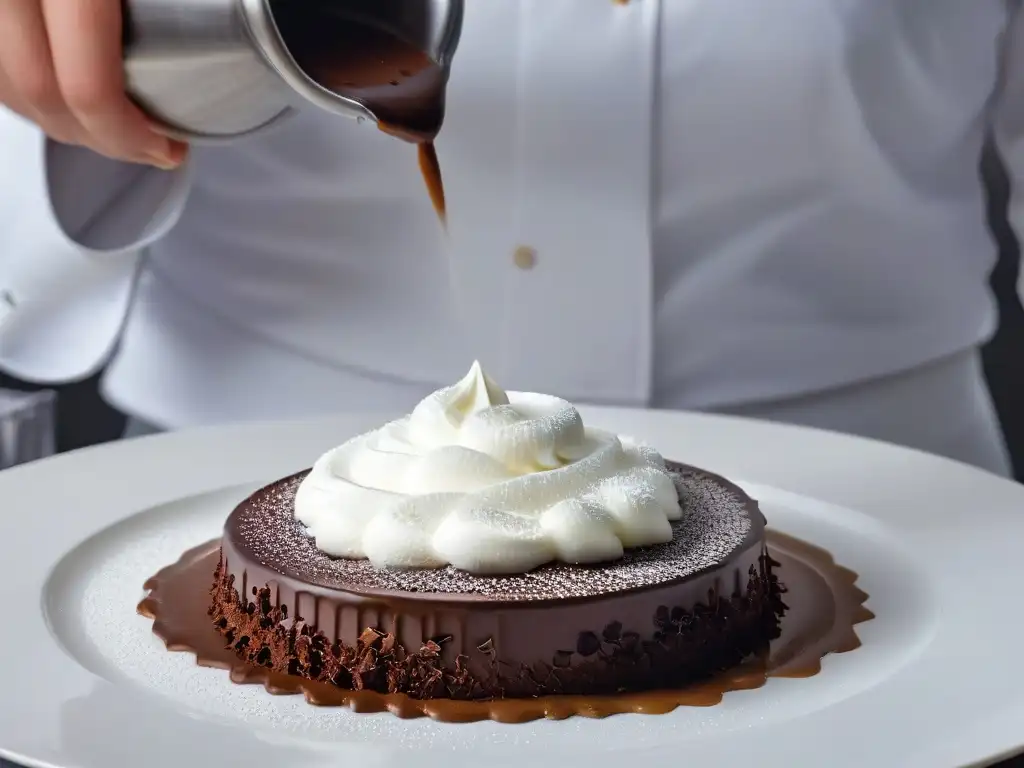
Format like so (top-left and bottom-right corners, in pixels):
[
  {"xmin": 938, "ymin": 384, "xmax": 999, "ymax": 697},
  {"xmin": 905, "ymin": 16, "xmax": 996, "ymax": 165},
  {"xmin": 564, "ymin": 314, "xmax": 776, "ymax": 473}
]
[{"xmin": 257, "ymin": 0, "xmax": 463, "ymax": 142}]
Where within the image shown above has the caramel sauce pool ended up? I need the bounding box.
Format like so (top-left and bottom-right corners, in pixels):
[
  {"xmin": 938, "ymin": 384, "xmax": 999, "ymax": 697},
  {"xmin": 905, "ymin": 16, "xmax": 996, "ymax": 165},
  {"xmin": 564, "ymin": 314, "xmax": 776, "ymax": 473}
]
[{"xmin": 139, "ymin": 531, "xmax": 872, "ymax": 724}]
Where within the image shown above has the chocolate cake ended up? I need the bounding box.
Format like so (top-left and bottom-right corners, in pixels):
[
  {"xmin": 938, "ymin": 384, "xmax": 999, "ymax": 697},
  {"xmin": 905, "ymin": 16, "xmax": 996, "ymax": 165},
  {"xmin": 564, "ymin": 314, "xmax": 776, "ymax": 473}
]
[{"xmin": 209, "ymin": 461, "xmax": 784, "ymax": 700}]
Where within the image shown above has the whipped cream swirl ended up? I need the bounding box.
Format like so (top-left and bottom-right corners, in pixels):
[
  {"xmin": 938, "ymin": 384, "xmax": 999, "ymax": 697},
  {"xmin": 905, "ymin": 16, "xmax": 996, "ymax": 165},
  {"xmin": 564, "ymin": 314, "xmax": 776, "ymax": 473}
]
[{"xmin": 295, "ymin": 362, "xmax": 682, "ymax": 575}]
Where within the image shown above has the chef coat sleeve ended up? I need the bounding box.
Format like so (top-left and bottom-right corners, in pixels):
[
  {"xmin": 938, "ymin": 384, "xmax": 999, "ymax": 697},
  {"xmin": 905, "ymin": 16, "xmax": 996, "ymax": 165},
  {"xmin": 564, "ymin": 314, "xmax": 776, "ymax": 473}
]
[
  {"xmin": 992, "ymin": 2, "xmax": 1024, "ymax": 305},
  {"xmin": 0, "ymin": 111, "xmax": 148, "ymax": 381},
  {"xmin": 44, "ymin": 138, "xmax": 193, "ymax": 255}
]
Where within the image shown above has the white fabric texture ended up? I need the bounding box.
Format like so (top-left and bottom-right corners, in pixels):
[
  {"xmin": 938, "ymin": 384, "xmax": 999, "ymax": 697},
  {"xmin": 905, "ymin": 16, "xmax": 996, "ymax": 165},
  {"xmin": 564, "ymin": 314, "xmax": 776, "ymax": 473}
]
[{"xmin": 0, "ymin": 1, "xmax": 1021, "ymax": 475}]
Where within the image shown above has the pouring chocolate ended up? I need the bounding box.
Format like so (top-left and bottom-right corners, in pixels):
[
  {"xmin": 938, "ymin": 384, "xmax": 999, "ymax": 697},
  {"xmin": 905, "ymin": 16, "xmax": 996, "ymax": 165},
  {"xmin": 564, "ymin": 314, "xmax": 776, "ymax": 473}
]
[{"xmin": 120, "ymin": 0, "xmax": 462, "ymax": 220}]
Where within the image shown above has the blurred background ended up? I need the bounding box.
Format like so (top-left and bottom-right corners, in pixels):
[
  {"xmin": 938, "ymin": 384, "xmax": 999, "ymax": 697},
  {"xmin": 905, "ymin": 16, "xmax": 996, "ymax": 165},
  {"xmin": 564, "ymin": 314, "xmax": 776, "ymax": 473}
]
[{"xmin": 2, "ymin": 140, "xmax": 1023, "ymax": 479}]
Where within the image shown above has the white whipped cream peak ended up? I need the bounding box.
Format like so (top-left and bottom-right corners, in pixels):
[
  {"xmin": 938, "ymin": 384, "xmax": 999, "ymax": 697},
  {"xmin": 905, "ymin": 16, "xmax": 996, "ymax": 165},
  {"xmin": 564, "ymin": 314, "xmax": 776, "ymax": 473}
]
[{"xmin": 294, "ymin": 362, "xmax": 682, "ymax": 575}]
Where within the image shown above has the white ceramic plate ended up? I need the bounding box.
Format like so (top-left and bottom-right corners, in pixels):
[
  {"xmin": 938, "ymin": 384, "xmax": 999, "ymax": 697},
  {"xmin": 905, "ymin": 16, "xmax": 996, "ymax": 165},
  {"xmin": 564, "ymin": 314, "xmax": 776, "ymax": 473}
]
[{"xmin": 1, "ymin": 408, "xmax": 1023, "ymax": 768}]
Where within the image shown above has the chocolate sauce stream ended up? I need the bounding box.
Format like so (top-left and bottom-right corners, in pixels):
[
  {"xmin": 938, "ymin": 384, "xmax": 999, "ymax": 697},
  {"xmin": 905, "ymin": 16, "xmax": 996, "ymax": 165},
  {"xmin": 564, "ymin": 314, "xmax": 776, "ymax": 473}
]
[
  {"xmin": 270, "ymin": 2, "xmax": 448, "ymax": 223},
  {"xmin": 139, "ymin": 531, "xmax": 872, "ymax": 724}
]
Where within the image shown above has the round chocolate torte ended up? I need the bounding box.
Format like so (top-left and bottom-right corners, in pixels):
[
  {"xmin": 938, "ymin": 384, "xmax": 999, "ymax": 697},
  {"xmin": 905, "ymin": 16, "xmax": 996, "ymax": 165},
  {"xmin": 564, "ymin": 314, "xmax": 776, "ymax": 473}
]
[{"xmin": 209, "ymin": 461, "xmax": 784, "ymax": 700}]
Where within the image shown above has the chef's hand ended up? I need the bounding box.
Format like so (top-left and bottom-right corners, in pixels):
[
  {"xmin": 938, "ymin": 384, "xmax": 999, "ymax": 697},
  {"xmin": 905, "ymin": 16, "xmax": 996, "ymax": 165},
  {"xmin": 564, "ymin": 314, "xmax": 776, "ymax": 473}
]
[{"xmin": 0, "ymin": 0, "xmax": 187, "ymax": 168}]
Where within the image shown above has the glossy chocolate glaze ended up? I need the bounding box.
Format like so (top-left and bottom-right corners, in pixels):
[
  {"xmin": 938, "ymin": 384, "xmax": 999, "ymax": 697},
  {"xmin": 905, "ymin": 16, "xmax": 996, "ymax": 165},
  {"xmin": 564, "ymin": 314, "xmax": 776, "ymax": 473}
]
[
  {"xmin": 140, "ymin": 529, "xmax": 870, "ymax": 722},
  {"xmin": 270, "ymin": 2, "xmax": 448, "ymax": 221}
]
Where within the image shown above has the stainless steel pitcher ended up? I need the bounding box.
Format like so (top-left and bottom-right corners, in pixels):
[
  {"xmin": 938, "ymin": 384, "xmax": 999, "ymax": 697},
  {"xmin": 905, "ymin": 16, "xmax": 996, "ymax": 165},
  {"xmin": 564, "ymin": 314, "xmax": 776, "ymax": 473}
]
[{"xmin": 121, "ymin": 0, "xmax": 464, "ymax": 141}]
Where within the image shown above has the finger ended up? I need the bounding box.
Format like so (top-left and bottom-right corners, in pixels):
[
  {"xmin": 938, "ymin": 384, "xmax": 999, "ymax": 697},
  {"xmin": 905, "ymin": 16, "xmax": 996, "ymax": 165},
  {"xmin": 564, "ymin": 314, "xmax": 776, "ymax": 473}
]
[
  {"xmin": 42, "ymin": 0, "xmax": 185, "ymax": 167},
  {"xmin": 0, "ymin": 64, "xmax": 63, "ymax": 140},
  {"xmin": 0, "ymin": 72, "xmax": 34, "ymax": 125},
  {"xmin": 0, "ymin": 0, "xmax": 83, "ymax": 144},
  {"xmin": 0, "ymin": 66, "xmax": 27, "ymax": 118}
]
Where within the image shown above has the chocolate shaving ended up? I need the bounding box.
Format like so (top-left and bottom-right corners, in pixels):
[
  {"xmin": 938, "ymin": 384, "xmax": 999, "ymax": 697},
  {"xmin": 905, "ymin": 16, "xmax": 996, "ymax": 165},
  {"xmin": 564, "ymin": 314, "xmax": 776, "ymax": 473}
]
[
  {"xmin": 602, "ymin": 621, "xmax": 622, "ymax": 643},
  {"xmin": 208, "ymin": 551, "xmax": 784, "ymax": 700},
  {"xmin": 576, "ymin": 631, "xmax": 602, "ymax": 657},
  {"xmin": 358, "ymin": 627, "xmax": 382, "ymax": 648},
  {"xmin": 552, "ymin": 650, "xmax": 574, "ymax": 669},
  {"xmin": 476, "ymin": 638, "xmax": 495, "ymax": 656}
]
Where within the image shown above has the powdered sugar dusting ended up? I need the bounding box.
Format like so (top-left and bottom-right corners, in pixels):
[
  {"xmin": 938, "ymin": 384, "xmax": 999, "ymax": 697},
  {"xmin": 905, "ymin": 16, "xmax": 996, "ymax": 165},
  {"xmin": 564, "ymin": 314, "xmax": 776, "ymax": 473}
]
[{"xmin": 232, "ymin": 463, "xmax": 758, "ymax": 601}]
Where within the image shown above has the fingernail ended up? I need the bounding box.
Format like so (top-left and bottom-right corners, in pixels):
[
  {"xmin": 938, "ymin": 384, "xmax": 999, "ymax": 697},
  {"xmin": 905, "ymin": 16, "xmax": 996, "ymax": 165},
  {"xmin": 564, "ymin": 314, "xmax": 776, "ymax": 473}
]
[
  {"xmin": 144, "ymin": 140, "xmax": 189, "ymax": 171},
  {"xmin": 144, "ymin": 153, "xmax": 177, "ymax": 170}
]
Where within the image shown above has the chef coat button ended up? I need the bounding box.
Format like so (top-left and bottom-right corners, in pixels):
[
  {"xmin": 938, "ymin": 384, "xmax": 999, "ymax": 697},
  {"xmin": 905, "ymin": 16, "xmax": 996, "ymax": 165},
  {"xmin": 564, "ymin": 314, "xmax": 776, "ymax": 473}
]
[{"xmin": 513, "ymin": 245, "xmax": 538, "ymax": 270}]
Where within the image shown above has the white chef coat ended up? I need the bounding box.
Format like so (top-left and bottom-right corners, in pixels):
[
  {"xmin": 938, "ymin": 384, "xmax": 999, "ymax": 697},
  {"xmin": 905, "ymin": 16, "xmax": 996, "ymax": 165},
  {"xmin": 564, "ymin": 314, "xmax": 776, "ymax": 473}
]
[{"xmin": 1, "ymin": 1, "xmax": 1023, "ymax": 472}]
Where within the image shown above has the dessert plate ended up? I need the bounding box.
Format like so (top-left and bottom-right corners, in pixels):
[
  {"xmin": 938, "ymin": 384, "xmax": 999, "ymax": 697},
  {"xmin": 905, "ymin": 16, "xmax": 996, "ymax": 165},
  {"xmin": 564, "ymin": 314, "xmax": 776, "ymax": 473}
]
[{"xmin": 0, "ymin": 408, "xmax": 1022, "ymax": 768}]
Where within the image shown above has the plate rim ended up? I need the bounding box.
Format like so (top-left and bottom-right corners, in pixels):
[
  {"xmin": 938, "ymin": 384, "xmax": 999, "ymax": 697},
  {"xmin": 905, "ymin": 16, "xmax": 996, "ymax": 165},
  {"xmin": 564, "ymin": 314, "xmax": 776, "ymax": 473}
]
[{"xmin": 1, "ymin": 408, "xmax": 1023, "ymax": 768}]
